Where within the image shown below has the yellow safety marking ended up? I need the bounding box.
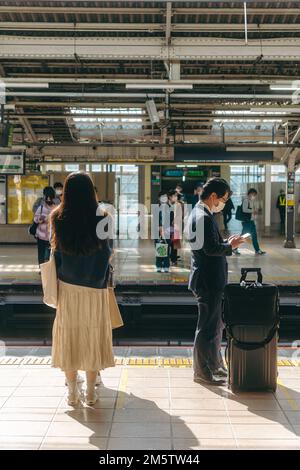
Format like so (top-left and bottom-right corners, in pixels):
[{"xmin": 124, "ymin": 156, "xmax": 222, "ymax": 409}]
[
  {"xmin": 116, "ymin": 369, "xmax": 128, "ymax": 409},
  {"xmin": 0, "ymin": 357, "xmax": 300, "ymax": 367},
  {"xmin": 277, "ymin": 378, "xmax": 299, "ymax": 411},
  {"xmin": 282, "ymin": 359, "xmax": 292, "ymax": 366}
]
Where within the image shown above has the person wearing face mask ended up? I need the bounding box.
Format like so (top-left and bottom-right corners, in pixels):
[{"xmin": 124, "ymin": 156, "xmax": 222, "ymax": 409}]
[
  {"xmin": 155, "ymin": 191, "xmax": 171, "ymax": 273},
  {"xmin": 241, "ymin": 188, "xmax": 266, "ymax": 255},
  {"xmin": 187, "ymin": 177, "xmax": 245, "ymax": 385},
  {"xmin": 53, "ymin": 181, "xmax": 63, "ymax": 204},
  {"xmin": 33, "ymin": 186, "xmax": 58, "ymax": 266}
]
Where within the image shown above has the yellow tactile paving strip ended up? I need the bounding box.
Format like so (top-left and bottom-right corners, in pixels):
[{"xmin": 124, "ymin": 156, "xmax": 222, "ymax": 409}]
[{"xmin": 0, "ymin": 357, "xmax": 300, "ymax": 367}]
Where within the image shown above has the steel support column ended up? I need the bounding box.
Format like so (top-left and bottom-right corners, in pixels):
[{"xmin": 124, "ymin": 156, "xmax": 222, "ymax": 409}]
[{"xmin": 284, "ymin": 153, "xmax": 297, "ymax": 248}]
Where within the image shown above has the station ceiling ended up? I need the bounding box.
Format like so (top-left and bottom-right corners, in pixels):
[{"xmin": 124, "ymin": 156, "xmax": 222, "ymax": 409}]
[{"xmin": 0, "ymin": 1, "xmax": 300, "ymax": 164}]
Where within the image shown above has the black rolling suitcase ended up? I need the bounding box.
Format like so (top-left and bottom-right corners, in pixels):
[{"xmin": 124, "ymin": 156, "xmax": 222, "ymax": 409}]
[{"xmin": 223, "ymin": 268, "xmax": 280, "ymax": 392}]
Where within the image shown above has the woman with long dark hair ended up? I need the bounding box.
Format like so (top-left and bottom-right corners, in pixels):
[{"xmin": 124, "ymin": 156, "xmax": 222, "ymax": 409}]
[{"xmin": 50, "ymin": 172, "xmax": 115, "ymax": 406}]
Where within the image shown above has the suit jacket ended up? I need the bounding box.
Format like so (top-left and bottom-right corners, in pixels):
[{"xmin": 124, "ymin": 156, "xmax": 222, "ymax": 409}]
[{"xmin": 188, "ymin": 205, "xmax": 232, "ymax": 294}]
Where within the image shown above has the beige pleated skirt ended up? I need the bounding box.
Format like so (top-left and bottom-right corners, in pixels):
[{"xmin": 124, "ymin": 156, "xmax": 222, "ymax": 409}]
[{"xmin": 52, "ymin": 280, "xmax": 116, "ymax": 371}]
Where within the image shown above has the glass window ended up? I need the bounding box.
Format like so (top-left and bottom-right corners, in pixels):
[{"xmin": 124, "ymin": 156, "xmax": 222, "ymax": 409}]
[
  {"xmin": 0, "ymin": 176, "xmax": 6, "ymax": 224},
  {"xmin": 65, "ymin": 164, "xmax": 79, "ymax": 172},
  {"xmin": 44, "ymin": 164, "xmax": 62, "ymax": 172},
  {"xmin": 91, "ymin": 164, "xmax": 102, "ymax": 172},
  {"xmin": 230, "ymin": 165, "xmax": 265, "ymax": 209},
  {"xmin": 7, "ymin": 175, "xmax": 49, "ymax": 224},
  {"xmin": 271, "ymin": 165, "xmax": 286, "ymax": 182},
  {"xmin": 114, "ymin": 165, "xmax": 139, "ymax": 236}
]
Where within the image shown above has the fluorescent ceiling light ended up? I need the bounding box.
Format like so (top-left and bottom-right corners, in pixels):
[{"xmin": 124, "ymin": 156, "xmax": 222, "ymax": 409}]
[
  {"xmin": 226, "ymin": 147, "xmax": 274, "ymax": 151},
  {"xmin": 250, "ymin": 107, "xmax": 299, "ymax": 113},
  {"xmin": 176, "ymin": 165, "xmax": 198, "ymax": 168},
  {"xmin": 214, "ymin": 118, "xmax": 283, "ymax": 123},
  {"xmin": 270, "ymin": 85, "xmax": 300, "ymax": 91},
  {"xmin": 126, "ymin": 83, "xmax": 193, "ymax": 90},
  {"xmin": 145, "ymin": 99, "xmax": 160, "ymax": 124},
  {"xmin": 3, "ymin": 104, "xmax": 15, "ymax": 111},
  {"xmin": 4, "ymin": 83, "xmax": 49, "ymax": 88}
]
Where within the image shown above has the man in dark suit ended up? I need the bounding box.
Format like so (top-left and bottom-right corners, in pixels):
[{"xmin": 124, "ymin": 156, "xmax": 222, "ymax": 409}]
[{"xmin": 187, "ymin": 178, "xmax": 244, "ymax": 385}]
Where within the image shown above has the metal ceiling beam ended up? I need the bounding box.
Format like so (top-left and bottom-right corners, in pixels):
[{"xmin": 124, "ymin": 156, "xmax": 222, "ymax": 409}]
[
  {"xmin": 282, "ymin": 127, "xmax": 300, "ymax": 163},
  {"xmin": 0, "ymin": 6, "xmax": 298, "ymax": 15},
  {"xmin": 4, "ymin": 92, "xmax": 298, "ymax": 100},
  {"xmin": 2, "ymin": 36, "xmax": 300, "ymax": 61},
  {"xmin": 165, "ymin": 2, "xmax": 172, "ymax": 45},
  {"xmin": 2, "ymin": 77, "xmax": 298, "ymax": 86},
  {"xmin": 7, "ymin": 114, "xmax": 299, "ymax": 122},
  {"xmin": 27, "ymin": 142, "xmax": 300, "ymax": 148},
  {"xmin": 0, "ymin": 6, "xmax": 163, "ymax": 14},
  {"xmin": 16, "ymin": 105, "xmax": 37, "ymax": 143},
  {"xmin": 2, "ymin": 22, "xmax": 300, "ymax": 32}
]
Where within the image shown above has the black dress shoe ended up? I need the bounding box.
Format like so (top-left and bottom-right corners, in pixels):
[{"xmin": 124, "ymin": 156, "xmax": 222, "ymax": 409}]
[
  {"xmin": 213, "ymin": 366, "xmax": 228, "ymax": 378},
  {"xmin": 193, "ymin": 371, "xmax": 225, "ymax": 386}
]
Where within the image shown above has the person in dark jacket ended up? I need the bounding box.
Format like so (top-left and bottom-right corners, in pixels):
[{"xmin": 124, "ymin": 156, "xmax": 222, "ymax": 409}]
[
  {"xmin": 155, "ymin": 191, "xmax": 171, "ymax": 273},
  {"xmin": 222, "ymin": 196, "xmax": 235, "ymax": 231},
  {"xmin": 276, "ymin": 189, "xmax": 286, "ymax": 235},
  {"xmin": 187, "ymin": 177, "xmax": 244, "ymax": 385},
  {"xmin": 192, "ymin": 184, "xmax": 203, "ymax": 208}
]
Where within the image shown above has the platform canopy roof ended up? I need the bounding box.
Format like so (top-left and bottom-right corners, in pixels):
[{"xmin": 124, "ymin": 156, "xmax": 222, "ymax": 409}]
[{"xmin": 0, "ymin": 0, "xmax": 300, "ymax": 163}]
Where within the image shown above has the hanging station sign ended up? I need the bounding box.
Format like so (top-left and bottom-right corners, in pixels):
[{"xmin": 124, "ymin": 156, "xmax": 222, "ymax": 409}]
[{"xmin": 0, "ymin": 151, "xmax": 24, "ymax": 174}]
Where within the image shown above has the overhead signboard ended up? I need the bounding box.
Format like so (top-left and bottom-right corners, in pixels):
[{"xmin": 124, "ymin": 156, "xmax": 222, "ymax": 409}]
[
  {"xmin": 174, "ymin": 146, "xmax": 274, "ymax": 162},
  {"xmin": 0, "ymin": 151, "xmax": 24, "ymax": 174}
]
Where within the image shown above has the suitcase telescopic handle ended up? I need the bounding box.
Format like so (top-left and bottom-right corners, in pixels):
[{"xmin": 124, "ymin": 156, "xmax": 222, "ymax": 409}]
[{"xmin": 240, "ymin": 267, "xmax": 263, "ymax": 284}]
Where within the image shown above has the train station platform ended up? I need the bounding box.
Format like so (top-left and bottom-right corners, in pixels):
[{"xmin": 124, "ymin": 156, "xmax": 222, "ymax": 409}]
[
  {"xmin": 0, "ymin": 236, "xmax": 300, "ymax": 287},
  {"xmin": 0, "ymin": 346, "xmax": 300, "ymax": 450}
]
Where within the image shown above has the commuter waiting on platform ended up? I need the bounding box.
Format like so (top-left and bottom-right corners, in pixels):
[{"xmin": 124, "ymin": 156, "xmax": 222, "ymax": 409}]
[
  {"xmin": 34, "ymin": 186, "xmax": 57, "ymax": 266},
  {"xmin": 188, "ymin": 177, "xmax": 244, "ymax": 385},
  {"xmin": 175, "ymin": 183, "xmax": 186, "ymax": 202},
  {"xmin": 222, "ymin": 196, "xmax": 235, "ymax": 232},
  {"xmin": 192, "ymin": 184, "xmax": 203, "ymax": 208},
  {"xmin": 50, "ymin": 172, "xmax": 115, "ymax": 406},
  {"xmin": 167, "ymin": 189, "xmax": 180, "ymax": 266},
  {"xmin": 241, "ymin": 188, "xmax": 266, "ymax": 255},
  {"xmin": 155, "ymin": 191, "xmax": 171, "ymax": 273},
  {"xmin": 53, "ymin": 181, "xmax": 63, "ymax": 204},
  {"xmin": 276, "ymin": 189, "xmax": 286, "ymax": 235}
]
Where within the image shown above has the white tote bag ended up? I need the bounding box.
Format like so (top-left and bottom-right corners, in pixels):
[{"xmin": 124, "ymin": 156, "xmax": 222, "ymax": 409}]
[
  {"xmin": 40, "ymin": 254, "xmax": 58, "ymax": 308},
  {"xmin": 155, "ymin": 241, "xmax": 169, "ymax": 258},
  {"xmin": 108, "ymin": 287, "xmax": 124, "ymax": 329}
]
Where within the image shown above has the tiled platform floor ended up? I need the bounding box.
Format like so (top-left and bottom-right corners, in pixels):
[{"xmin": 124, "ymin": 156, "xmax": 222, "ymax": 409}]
[
  {"xmin": 0, "ymin": 236, "xmax": 300, "ymax": 286},
  {"xmin": 0, "ymin": 347, "xmax": 300, "ymax": 450}
]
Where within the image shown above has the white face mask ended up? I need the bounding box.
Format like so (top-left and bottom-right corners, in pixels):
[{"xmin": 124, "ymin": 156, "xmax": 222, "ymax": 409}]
[
  {"xmin": 55, "ymin": 190, "xmax": 63, "ymax": 196},
  {"xmin": 159, "ymin": 195, "xmax": 168, "ymax": 204},
  {"xmin": 212, "ymin": 200, "xmax": 225, "ymax": 213}
]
